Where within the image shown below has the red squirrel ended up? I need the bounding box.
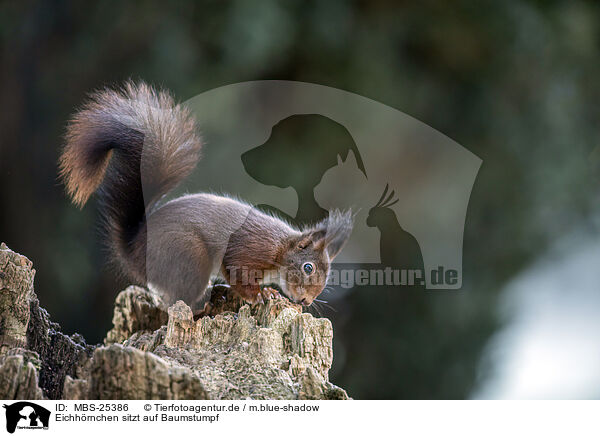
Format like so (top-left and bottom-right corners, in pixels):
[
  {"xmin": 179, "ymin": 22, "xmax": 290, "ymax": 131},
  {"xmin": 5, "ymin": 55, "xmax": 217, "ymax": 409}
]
[{"xmin": 59, "ymin": 81, "xmax": 353, "ymax": 311}]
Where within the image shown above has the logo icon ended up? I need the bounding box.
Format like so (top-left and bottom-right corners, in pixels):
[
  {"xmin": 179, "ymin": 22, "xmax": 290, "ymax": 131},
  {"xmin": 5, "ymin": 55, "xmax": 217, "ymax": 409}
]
[
  {"xmin": 165, "ymin": 81, "xmax": 481, "ymax": 290},
  {"xmin": 3, "ymin": 402, "xmax": 50, "ymax": 433}
]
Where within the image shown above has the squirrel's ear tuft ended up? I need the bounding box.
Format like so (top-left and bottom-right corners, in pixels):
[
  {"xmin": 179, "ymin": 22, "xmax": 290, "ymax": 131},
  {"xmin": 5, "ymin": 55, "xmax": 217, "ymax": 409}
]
[{"xmin": 304, "ymin": 210, "xmax": 353, "ymax": 259}]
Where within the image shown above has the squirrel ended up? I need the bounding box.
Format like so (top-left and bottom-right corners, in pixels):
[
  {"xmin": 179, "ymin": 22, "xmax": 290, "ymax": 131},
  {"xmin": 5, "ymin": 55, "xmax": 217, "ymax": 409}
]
[{"xmin": 59, "ymin": 81, "xmax": 353, "ymax": 312}]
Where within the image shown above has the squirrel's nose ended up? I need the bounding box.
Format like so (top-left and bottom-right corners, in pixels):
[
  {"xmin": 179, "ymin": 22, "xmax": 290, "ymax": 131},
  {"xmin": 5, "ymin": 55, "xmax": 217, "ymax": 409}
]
[{"xmin": 300, "ymin": 298, "xmax": 310, "ymax": 306}]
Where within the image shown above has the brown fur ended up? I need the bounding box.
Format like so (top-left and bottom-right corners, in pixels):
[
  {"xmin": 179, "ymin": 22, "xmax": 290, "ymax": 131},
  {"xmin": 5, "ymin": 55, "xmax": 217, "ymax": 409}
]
[
  {"xmin": 60, "ymin": 81, "xmax": 353, "ymax": 311},
  {"xmin": 60, "ymin": 82, "xmax": 200, "ymax": 207}
]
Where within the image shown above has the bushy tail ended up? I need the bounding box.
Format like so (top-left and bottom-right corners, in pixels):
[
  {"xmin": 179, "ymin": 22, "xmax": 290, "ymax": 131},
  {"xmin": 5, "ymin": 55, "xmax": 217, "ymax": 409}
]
[{"xmin": 59, "ymin": 81, "xmax": 202, "ymax": 278}]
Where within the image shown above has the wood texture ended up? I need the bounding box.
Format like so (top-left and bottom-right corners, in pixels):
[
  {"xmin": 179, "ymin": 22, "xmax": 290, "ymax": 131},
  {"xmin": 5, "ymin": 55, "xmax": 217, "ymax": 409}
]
[{"xmin": 0, "ymin": 243, "xmax": 348, "ymax": 400}]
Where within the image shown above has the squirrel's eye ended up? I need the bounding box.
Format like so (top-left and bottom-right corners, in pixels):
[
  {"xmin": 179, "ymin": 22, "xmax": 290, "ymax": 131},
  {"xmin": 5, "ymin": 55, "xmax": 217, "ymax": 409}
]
[{"xmin": 302, "ymin": 262, "xmax": 315, "ymax": 275}]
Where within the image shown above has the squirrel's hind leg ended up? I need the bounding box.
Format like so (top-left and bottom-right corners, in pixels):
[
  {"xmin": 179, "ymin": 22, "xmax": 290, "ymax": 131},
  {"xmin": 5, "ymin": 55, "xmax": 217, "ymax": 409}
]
[{"xmin": 146, "ymin": 234, "xmax": 213, "ymax": 312}]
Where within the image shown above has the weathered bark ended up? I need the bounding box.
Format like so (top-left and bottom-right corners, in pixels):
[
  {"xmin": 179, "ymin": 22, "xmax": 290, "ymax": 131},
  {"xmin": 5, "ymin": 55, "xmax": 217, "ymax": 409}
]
[
  {"xmin": 0, "ymin": 352, "xmax": 44, "ymax": 400},
  {"xmin": 0, "ymin": 243, "xmax": 349, "ymax": 400},
  {"xmin": 26, "ymin": 295, "xmax": 95, "ymax": 399},
  {"xmin": 0, "ymin": 243, "xmax": 35, "ymax": 353},
  {"xmin": 0, "ymin": 243, "xmax": 95, "ymax": 400}
]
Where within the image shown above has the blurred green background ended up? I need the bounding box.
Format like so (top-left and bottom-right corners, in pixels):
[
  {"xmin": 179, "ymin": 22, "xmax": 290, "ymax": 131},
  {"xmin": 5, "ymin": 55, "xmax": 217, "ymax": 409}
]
[{"xmin": 1, "ymin": 0, "xmax": 599, "ymax": 399}]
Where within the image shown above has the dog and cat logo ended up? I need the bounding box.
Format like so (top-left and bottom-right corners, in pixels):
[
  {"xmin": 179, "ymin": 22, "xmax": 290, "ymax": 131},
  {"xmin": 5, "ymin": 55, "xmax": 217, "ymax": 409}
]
[
  {"xmin": 2, "ymin": 402, "xmax": 50, "ymax": 433},
  {"xmin": 182, "ymin": 81, "xmax": 482, "ymax": 290}
]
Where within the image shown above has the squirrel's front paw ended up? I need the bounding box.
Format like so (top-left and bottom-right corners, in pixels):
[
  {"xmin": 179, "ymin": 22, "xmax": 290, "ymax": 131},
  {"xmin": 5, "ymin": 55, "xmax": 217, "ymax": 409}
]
[
  {"xmin": 236, "ymin": 286, "xmax": 281, "ymax": 305},
  {"xmin": 260, "ymin": 286, "xmax": 281, "ymax": 301},
  {"xmin": 233, "ymin": 286, "xmax": 264, "ymax": 305},
  {"xmin": 245, "ymin": 293, "xmax": 264, "ymax": 305}
]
